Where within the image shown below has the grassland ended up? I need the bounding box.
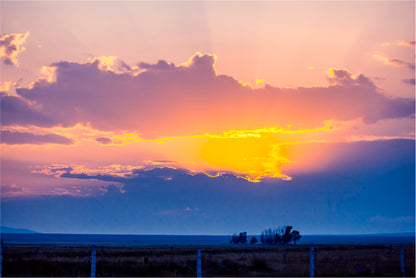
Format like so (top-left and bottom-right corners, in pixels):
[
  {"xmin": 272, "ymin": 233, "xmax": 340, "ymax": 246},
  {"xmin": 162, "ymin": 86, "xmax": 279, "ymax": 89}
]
[{"xmin": 2, "ymin": 243, "xmax": 415, "ymax": 277}]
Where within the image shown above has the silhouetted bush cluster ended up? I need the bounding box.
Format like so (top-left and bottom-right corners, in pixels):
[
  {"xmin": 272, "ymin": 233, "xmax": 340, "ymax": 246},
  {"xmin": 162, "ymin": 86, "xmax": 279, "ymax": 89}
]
[
  {"xmin": 230, "ymin": 232, "xmax": 247, "ymax": 244},
  {"xmin": 231, "ymin": 226, "xmax": 301, "ymax": 245},
  {"xmin": 260, "ymin": 226, "xmax": 301, "ymax": 245}
]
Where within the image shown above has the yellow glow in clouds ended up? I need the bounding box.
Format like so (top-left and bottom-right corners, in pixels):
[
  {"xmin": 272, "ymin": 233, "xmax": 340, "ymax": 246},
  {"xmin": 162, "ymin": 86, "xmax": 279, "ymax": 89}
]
[
  {"xmin": 199, "ymin": 124, "xmax": 330, "ymax": 181},
  {"xmin": 200, "ymin": 135, "xmax": 292, "ymax": 182}
]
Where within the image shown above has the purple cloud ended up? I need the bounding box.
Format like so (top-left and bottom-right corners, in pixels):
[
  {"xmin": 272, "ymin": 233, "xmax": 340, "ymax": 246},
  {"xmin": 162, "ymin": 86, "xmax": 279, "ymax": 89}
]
[
  {"xmin": 1, "ymin": 130, "xmax": 74, "ymax": 145},
  {"xmin": 1, "ymin": 184, "xmax": 24, "ymax": 194},
  {"xmin": 402, "ymin": 78, "xmax": 415, "ymax": 85},
  {"xmin": 1, "ymin": 94, "xmax": 57, "ymax": 127},
  {"xmin": 50, "ymin": 167, "xmax": 74, "ymax": 173},
  {"xmin": 3, "ymin": 53, "xmax": 414, "ymax": 138},
  {"xmin": 95, "ymin": 137, "xmax": 112, "ymax": 144},
  {"xmin": 327, "ymin": 68, "xmax": 375, "ymax": 87},
  {"xmin": 139, "ymin": 60, "xmax": 175, "ymax": 71}
]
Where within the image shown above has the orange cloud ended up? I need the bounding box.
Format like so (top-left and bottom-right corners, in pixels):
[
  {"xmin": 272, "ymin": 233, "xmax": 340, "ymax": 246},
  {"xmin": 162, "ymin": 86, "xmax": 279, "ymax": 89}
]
[
  {"xmin": 381, "ymin": 40, "xmax": 415, "ymax": 48},
  {"xmin": 0, "ymin": 81, "xmax": 12, "ymax": 92},
  {"xmin": 398, "ymin": 40, "xmax": 415, "ymax": 48},
  {"xmin": 40, "ymin": 66, "xmax": 57, "ymax": 83},
  {"xmin": 0, "ymin": 32, "xmax": 29, "ymax": 66},
  {"xmin": 88, "ymin": 56, "xmax": 117, "ymax": 71},
  {"xmin": 373, "ymin": 54, "xmax": 415, "ymax": 70}
]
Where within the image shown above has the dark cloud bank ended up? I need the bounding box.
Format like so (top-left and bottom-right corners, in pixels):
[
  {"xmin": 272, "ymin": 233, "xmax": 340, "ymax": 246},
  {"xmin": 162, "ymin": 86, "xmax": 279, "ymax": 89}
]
[{"xmin": 2, "ymin": 139, "xmax": 414, "ymax": 234}]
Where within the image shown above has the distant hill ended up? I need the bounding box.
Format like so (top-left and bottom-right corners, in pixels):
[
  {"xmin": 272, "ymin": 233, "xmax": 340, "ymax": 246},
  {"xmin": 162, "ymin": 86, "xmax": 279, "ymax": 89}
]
[{"xmin": 1, "ymin": 226, "xmax": 38, "ymax": 234}]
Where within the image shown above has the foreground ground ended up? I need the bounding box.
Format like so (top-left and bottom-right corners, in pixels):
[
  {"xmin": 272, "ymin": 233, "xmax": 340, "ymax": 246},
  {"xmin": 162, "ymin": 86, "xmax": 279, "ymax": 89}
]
[{"xmin": 2, "ymin": 243, "xmax": 415, "ymax": 277}]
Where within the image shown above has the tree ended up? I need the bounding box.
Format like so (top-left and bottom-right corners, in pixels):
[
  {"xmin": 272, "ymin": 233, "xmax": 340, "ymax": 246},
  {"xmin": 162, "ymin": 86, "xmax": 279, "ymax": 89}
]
[
  {"xmin": 274, "ymin": 231, "xmax": 282, "ymax": 245},
  {"xmin": 261, "ymin": 228, "xmax": 275, "ymax": 245},
  {"xmin": 250, "ymin": 236, "xmax": 258, "ymax": 245},
  {"xmin": 230, "ymin": 232, "xmax": 248, "ymax": 244},
  {"xmin": 260, "ymin": 226, "xmax": 302, "ymax": 245},
  {"xmin": 281, "ymin": 225, "xmax": 293, "ymax": 245},
  {"xmin": 230, "ymin": 233, "xmax": 240, "ymax": 244},
  {"xmin": 291, "ymin": 230, "xmax": 302, "ymax": 245},
  {"xmin": 239, "ymin": 232, "xmax": 248, "ymax": 244}
]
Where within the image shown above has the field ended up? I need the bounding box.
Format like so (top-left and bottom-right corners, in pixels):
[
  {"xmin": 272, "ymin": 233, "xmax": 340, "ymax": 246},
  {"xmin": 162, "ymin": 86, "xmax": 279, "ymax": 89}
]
[{"xmin": 1, "ymin": 243, "xmax": 415, "ymax": 277}]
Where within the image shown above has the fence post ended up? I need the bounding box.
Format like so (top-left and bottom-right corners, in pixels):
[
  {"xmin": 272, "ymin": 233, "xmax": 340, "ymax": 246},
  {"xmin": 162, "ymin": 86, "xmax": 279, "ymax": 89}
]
[
  {"xmin": 400, "ymin": 245, "xmax": 405, "ymax": 277},
  {"xmin": 1, "ymin": 240, "xmax": 3, "ymax": 277},
  {"xmin": 196, "ymin": 248, "xmax": 201, "ymax": 278},
  {"xmin": 91, "ymin": 245, "xmax": 96, "ymax": 278},
  {"xmin": 310, "ymin": 246, "xmax": 315, "ymax": 277}
]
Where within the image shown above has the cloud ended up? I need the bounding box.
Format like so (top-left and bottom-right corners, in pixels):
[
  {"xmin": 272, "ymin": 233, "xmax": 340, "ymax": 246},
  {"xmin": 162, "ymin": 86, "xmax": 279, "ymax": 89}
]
[
  {"xmin": 1, "ymin": 130, "xmax": 74, "ymax": 145},
  {"xmin": 0, "ymin": 81, "xmax": 12, "ymax": 92},
  {"xmin": 36, "ymin": 164, "xmax": 145, "ymax": 179},
  {"xmin": 327, "ymin": 68, "xmax": 375, "ymax": 87},
  {"xmin": 1, "ymin": 94, "xmax": 58, "ymax": 127},
  {"xmin": 1, "ymin": 184, "xmax": 24, "ymax": 194},
  {"xmin": 373, "ymin": 54, "xmax": 415, "ymax": 70},
  {"xmin": 402, "ymin": 78, "xmax": 415, "ymax": 85},
  {"xmin": 60, "ymin": 172, "xmax": 123, "ymax": 183},
  {"xmin": 382, "ymin": 40, "xmax": 415, "ymax": 48},
  {"xmin": 95, "ymin": 137, "xmax": 112, "ymax": 144},
  {"xmin": 50, "ymin": 166, "xmax": 74, "ymax": 173},
  {"xmin": 57, "ymin": 166, "xmax": 215, "ymax": 186},
  {"xmin": 1, "ymin": 159, "xmax": 123, "ymax": 198},
  {"xmin": 2, "ymin": 53, "xmax": 413, "ymax": 138},
  {"xmin": 2, "ymin": 149, "xmax": 414, "ymax": 234},
  {"xmin": 398, "ymin": 40, "xmax": 415, "ymax": 48},
  {"xmin": 51, "ymin": 139, "xmax": 415, "ymax": 189},
  {"xmin": 0, "ymin": 32, "xmax": 29, "ymax": 66},
  {"xmin": 139, "ymin": 60, "xmax": 175, "ymax": 71},
  {"xmin": 2, "ymin": 139, "xmax": 413, "ymax": 234}
]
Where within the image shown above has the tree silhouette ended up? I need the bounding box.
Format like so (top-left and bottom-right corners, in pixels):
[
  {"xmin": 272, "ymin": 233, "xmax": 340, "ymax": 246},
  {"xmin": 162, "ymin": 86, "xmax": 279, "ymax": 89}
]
[
  {"xmin": 281, "ymin": 225, "xmax": 293, "ymax": 245},
  {"xmin": 230, "ymin": 232, "xmax": 248, "ymax": 244},
  {"xmin": 261, "ymin": 228, "xmax": 275, "ymax": 244},
  {"xmin": 230, "ymin": 233, "xmax": 239, "ymax": 244},
  {"xmin": 291, "ymin": 230, "xmax": 302, "ymax": 245},
  {"xmin": 260, "ymin": 226, "xmax": 301, "ymax": 245},
  {"xmin": 239, "ymin": 232, "xmax": 247, "ymax": 244}
]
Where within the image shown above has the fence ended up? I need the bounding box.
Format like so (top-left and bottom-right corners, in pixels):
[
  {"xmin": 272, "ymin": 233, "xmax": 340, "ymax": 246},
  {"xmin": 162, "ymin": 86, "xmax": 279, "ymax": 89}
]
[{"xmin": 0, "ymin": 242, "xmax": 411, "ymax": 277}]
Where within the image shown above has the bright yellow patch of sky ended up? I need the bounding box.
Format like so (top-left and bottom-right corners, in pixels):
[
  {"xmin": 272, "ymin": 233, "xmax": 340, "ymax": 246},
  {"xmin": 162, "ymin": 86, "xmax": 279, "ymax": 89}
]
[{"xmin": 1, "ymin": 123, "xmax": 331, "ymax": 182}]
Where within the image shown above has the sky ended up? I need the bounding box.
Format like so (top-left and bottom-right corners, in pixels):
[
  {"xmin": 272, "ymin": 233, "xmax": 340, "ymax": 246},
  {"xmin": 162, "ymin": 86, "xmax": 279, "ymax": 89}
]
[{"xmin": 0, "ymin": 1, "xmax": 415, "ymax": 235}]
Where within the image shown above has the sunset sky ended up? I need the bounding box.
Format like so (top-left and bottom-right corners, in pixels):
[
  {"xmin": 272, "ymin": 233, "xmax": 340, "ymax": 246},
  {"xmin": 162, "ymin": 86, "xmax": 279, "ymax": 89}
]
[{"xmin": 1, "ymin": 1, "xmax": 415, "ymax": 235}]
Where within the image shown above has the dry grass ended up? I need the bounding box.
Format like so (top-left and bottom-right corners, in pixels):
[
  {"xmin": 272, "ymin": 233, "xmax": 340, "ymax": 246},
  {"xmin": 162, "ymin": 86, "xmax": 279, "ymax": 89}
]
[{"xmin": 2, "ymin": 244, "xmax": 415, "ymax": 277}]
